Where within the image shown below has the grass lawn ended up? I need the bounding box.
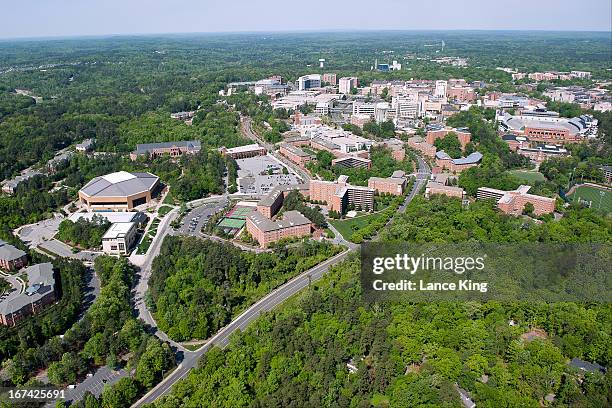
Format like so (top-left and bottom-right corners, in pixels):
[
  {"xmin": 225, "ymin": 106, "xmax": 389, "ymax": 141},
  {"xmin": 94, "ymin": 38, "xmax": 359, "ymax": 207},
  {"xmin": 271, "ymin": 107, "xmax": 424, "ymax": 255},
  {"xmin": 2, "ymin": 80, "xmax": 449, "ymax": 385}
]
[
  {"xmin": 158, "ymin": 205, "xmax": 173, "ymax": 216},
  {"xmin": 136, "ymin": 235, "xmax": 152, "ymax": 255},
  {"xmin": 509, "ymin": 169, "xmax": 546, "ymax": 183},
  {"xmin": 330, "ymin": 214, "xmax": 377, "ymax": 240},
  {"xmin": 568, "ymin": 185, "xmax": 612, "ymax": 214}
]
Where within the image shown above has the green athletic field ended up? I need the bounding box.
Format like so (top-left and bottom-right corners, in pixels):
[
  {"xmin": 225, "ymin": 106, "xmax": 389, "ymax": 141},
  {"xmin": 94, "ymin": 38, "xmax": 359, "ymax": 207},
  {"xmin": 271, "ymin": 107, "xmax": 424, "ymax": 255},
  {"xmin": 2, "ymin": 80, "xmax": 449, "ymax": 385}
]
[
  {"xmin": 508, "ymin": 170, "xmax": 546, "ymax": 183},
  {"xmin": 568, "ymin": 185, "xmax": 612, "ymax": 214}
]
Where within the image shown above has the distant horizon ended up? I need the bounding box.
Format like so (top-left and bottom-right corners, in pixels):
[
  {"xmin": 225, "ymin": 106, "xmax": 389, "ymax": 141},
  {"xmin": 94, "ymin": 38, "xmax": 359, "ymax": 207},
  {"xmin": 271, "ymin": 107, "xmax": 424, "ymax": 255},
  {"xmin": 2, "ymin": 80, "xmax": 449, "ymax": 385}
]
[
  {"xmin": 1, "ymin": 28, "xmax": 611, "ymax": 42},
  {"xmin": 2, "ymin": 0, "xmax": 610, "ymax": 40}
]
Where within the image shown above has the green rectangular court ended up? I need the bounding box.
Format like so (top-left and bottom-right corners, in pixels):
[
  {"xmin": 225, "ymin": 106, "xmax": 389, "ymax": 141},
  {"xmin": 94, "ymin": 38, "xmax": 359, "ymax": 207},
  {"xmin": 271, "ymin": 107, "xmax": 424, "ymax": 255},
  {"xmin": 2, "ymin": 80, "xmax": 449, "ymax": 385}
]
[{"xmin": 218, "ymin": 217, "xmax": 246, "ymax": 229}]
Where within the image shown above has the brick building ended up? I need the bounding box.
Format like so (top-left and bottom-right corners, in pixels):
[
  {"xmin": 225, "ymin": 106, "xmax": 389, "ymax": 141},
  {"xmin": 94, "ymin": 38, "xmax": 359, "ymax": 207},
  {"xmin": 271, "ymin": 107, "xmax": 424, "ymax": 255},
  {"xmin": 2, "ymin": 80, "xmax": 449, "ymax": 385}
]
[
  {"xmin": 368, "ymin": 171, "xmax": 407, "ymax": 196},
  {"xmin": 477, "ymin": 185, "xmax": 555, "ymax": 216},
  {"xmin": 0, "ymin": 240, "xmax": 27, "ymax": 271},
  {"xmin": 246, "ymin": 210, "xmax": 312, "ymax": 248},
  {"xmin": 426, "ymin": 125, "xmax": 472, "ymax": 149},
  {"xmin": 435, "ymin": 151, "xmax": 483, "ymax": 173},
  {"xmin": 279, "ymin": 143, "xmax": 313, "ymax": 167},
  {"xmin": 310, "ymin": 175, "xmax": 375, "ymax": 213}
]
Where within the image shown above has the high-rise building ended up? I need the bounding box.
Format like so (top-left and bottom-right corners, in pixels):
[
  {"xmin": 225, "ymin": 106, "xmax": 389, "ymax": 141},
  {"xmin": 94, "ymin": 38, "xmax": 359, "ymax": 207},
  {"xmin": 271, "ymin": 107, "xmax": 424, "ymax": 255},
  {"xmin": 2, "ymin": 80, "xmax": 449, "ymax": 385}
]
[
  {"xmin": 339, "ymin": 77, "xmax": 359, "ymax": 94},
  {"xmin": 434, "ymin": 80, "xmax": 448, "ymax": 98},
  {"xmin": 297, "ymin": 74, "xmax": 322, "ymax": 90}
]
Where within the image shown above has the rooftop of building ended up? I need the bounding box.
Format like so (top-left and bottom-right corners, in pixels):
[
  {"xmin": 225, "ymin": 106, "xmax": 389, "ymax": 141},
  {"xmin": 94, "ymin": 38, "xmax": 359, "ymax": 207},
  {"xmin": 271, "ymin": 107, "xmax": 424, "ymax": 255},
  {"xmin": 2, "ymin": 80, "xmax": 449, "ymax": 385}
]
[
  {"xmin": 102, "ymin": 222, "xmax": 136, "ymax": 240},
  {"xmin": 80, "ymin": 171, "xmax": 159, "ymax": 198},
  {"xmin": 436, "ymin": 151, "xmax": 483, "ymax": 165},
  {"xmin": 426, "ymin": 181, "xmax": 464, "ymax": 194},
  {"xmin": 280, "ymin": 143, "xmax": 311, "ymax": 157},
  {"xmin": 0, "ymin": 263, "xmax": 54, "ymax": 316},
  {"xmin": 248, "ymin": 210, "xmax": 311, "ymax": 233},
  {"xmin": 0, "ymin": 240, "xmax": 26, "ymax": 262}
]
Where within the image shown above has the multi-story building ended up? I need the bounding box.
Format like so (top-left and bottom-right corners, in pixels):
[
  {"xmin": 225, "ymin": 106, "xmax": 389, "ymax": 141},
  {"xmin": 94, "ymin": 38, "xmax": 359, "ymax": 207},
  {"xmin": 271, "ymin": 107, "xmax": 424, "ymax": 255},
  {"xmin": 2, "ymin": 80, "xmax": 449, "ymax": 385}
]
[
  {"xmin": 130, "ymin": 140, "xmax": 201, "ymax": 160},
  {"xmin": 309, "ymin": 176, "xmax": 375, "ymax": 213},
  {"xmin": 78, "ymin": 171, "xmax": 160, "ymax": 212},
  {"xmin": 332, "ymin": 156, "xmax": 372, "ymax": 169},
  {"xmin": 407, "ymin": 136, "xmax": 437, "ymax": 158},
  {"xmin": 0, "ymin": 240, "xmax": 27, "ymax": 271},
  {"xmin": 435, "ymin": 151, "xmax": 483, "ymax": 173},
  {"xmin": 101, "ymin": 222, "xmax": 138, "ymax": 255},
  {"xmin": 322, "ymin": 73, "xmax": 337, "ymax": 86},
  {"xmin": 1, "ymin": 170, "xmax": 44, "ymax": 195},
  {"xmin": 219, "ymin": 144, "xmax": 267, "ymax": 159},
  {"xmin": 426, "ymin": 125, "xmax": 472, "ymax": 149},
  {"xmin": 246, "ymin": 210, "xmax": 312, "ymax": 248},
  {"xmin": 0, "ymin": 263, "xmax": 55, "ymax": 326},
  {"xmin": 392, "ymin": 93, "xmax": 419, "ymax": 119},
  {"xmin": 339, "ymin": 77, "xmax": 359, "ymax": 94},
  {"xmin": 368, "ymin": 171, "xmax": 407, "ymax": 196},
  {"xmin": 297, "ymin": 74, "xmax": 322, "ymax": 90},
  {"xmin": 255, "ymin": 184, "xmax": 309, "ymax": 219},
  {"xmin": 279, "ymin": 143, "xmax": 313, "ymax": 168},
  {"xmin": 425, "ymin": 181, "xmax": 465, "ymax": 199},
  {"xmin": 434, "ymin": 80, "xmax": 447, "ymax": 98},
  {"xmin": 447, "ymin": 85, "xmax": 476, "ymax": 102},
  {"xmin": 518, "ymin": 144, "xmax": 569, "ymax": 164},
  {"xmin": 477, "ymin": 185, "xmax": 555, "ymax": 216}
]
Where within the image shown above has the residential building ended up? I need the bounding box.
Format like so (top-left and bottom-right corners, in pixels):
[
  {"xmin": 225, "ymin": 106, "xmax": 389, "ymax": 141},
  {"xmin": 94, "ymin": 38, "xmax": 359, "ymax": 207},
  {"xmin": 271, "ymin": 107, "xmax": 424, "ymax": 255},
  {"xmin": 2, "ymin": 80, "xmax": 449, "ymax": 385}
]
[
  {"xmin": 246, "ymin": 210, "xmax": 312, "ymax": 248},
  {"xmin": 255, "ymin": 184, "xmax": 309, "ymax": 219},
  {"xmin": 425, "ymin": 181, "xmax": 465, "ymax": 199},
  {"xmin": 407, "ymin": 136, "xmax": 437, "ymax": 158},
  {"xmin": 435, "ymin": 151, "xmax": 483, "ymax": 173},
  {"xmin": 0, "ymin": 240, "xmax": 27, "ymax": 271},
  {"xmin": 426, "ymin": 125, "xmax": 472, "ymax": 149},
  {"xmin": 1, "ymin": 170, "xmax": 43, "ymax": 195},
  {"xmin": 101, "ymin": 222, "xmax": 138, "ymax": 255},
  {"xmin": 78, "ymin": 171, "xmax": 160, "ymax": 212},
  {"xmin": 130, "ymin": 140, "xmax": 201, "ymax": 160},
  {"xmin": 309, "ymin": 176, "xmax": 375, "ymax": 213},
  {"xmin": 219, "ymin": 144, "xmax": 267, "ymax": 159},
  {"xmin": 368, "ymin": 171, "xmax": 406, "ymax": 195},
  {"xmin": 76, "ymin": 139, "xmax": 94, "ymax": 153},
  {"xmin": 339, "ymin": 77, "xmax": 359, "ymax": 94},
  {"xmin": 0, "ymin": 263, "xmax": 55, "ymax": 326},
  {"xmin": 170, "ymin": 111, "xmax": 195, "ymax": 121},
  {"xmin": 477, "ymin": 185, "xmax": 555, "ymax": 216}
]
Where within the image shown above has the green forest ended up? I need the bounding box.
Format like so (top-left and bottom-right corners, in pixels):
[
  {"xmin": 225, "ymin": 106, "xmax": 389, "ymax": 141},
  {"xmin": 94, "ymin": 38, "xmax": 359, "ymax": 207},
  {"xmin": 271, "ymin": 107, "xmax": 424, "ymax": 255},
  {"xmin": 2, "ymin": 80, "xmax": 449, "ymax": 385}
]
[
  {"xmin": 154, "ymin": 195, "xmax": 611, "ymax": 408},
  {"xmin": 148, "ymin": 236, "xmax": 342, "ymax": 341}
]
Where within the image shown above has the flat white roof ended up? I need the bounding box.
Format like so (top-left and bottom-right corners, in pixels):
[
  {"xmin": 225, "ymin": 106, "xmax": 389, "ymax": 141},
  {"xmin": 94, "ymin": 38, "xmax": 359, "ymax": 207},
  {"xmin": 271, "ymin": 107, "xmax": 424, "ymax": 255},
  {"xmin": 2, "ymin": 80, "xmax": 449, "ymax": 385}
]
[
  {"xmin": 225, "ymin": 144, "xmax": 263, "ymax": 154},
  {"xmin": 69, "ymin": 212, "xmax": 139, "ymax": 223},
  {"xmin": 102, "ymin": 222, "xmax": 135, "ymax": 239},
  {"xmin": 102, "ymin": 171, "xmax": 136, "ymax": 184}
]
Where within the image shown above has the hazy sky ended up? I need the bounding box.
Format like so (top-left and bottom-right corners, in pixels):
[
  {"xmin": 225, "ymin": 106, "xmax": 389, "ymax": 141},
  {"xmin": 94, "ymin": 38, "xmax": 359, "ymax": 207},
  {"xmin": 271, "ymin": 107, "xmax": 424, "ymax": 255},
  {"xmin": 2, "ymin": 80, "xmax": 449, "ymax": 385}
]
[{"xmin": 2, "ymin": 0, "xmax": 611, "ymax": 39}]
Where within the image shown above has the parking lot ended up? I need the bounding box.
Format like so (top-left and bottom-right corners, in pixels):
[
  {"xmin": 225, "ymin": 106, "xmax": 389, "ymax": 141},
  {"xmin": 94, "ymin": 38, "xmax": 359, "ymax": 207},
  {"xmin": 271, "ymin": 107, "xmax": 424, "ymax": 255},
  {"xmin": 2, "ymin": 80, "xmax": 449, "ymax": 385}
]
[
  {"xmin": 17, "ymin": 216, "xmax": 64, "ymax": 247},
  {"xmin": 178, "ymin": 199, "xmax": 228, "ymax": 236}
]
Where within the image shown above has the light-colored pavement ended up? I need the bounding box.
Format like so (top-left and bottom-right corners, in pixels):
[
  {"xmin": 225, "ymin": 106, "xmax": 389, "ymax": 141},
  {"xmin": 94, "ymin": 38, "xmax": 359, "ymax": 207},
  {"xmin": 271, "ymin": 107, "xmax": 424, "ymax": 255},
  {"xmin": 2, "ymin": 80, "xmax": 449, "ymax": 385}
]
[{"xmin": 240, "ymin": 116, "xmax": 311, "ymax": 183}]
